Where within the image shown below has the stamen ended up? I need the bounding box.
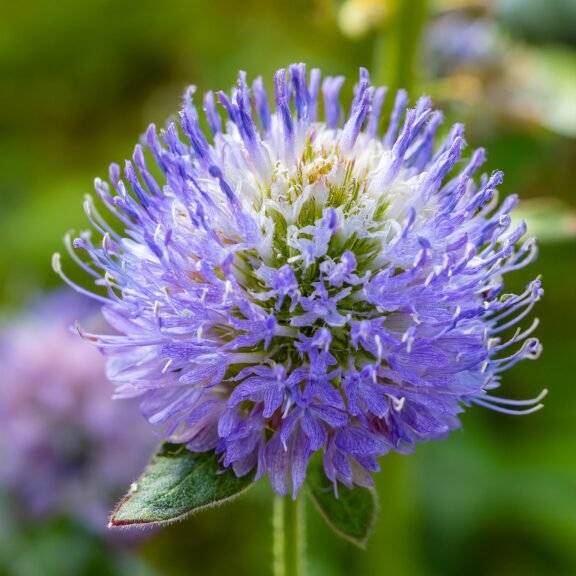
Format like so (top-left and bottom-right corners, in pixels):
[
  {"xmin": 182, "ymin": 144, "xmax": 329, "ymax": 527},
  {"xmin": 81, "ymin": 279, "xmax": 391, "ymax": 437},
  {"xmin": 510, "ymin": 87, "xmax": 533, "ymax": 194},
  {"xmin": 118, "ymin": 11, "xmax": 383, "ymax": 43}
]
[
  {"xmin": 473, "ymin": 398, "xmax": 545, "ymax": 416},
  {"xmin": 481, "ymin": 388, "xmax": 548, "ymax": 407},
  {"xmin": 52, "ymin": 253, "xmax": 113, "ymax": 305}
]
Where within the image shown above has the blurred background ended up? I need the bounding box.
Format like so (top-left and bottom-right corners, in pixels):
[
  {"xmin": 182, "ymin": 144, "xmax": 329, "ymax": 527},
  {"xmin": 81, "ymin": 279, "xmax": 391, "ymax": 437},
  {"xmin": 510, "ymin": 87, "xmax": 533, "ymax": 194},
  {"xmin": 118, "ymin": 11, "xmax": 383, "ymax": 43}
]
[{"xmin": 1, "ymin": 0, "xmax": 576, "ymax": 574}]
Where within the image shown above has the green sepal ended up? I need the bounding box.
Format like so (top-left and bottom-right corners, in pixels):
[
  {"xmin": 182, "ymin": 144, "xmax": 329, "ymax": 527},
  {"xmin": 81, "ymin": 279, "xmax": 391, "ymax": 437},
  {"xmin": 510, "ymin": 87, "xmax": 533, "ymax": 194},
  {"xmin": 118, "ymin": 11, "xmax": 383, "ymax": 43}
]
[
  {"xmin": 109, "ymin": 443, "xmax": 254, "ymax": 528},
  {"xmin": 306, "ymin": 460, "xmax": 377, "ymax": 548}
]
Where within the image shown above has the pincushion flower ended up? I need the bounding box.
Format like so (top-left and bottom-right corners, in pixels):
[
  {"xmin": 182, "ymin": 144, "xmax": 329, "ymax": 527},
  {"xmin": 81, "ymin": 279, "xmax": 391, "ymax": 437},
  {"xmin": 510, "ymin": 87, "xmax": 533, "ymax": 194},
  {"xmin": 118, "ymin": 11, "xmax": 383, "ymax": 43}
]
[{"xmin": 56, "ymin": 64, "xmax": 544, "ymax": 499}]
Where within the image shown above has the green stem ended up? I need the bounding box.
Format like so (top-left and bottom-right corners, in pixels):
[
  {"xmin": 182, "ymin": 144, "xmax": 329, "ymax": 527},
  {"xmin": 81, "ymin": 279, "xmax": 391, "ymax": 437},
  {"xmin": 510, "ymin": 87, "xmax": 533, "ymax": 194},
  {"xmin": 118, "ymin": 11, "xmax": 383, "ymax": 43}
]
[
  {"xmin": 374, "ymin": 0, "xmax": 428, "ymax": 98},
  {"xmin": 273, "ymin": 495, "xmax": 306, "ymax": 576}
]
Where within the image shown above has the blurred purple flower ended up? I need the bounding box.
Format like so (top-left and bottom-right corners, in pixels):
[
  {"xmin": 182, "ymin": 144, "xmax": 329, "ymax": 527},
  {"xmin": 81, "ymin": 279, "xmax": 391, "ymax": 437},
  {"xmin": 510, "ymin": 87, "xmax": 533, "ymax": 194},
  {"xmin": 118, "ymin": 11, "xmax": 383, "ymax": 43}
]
[
  {"xmin": 57, "ymin": 65, "xmax": 543, "ymax": 498},
  {"xmin": 425, "ymin": 13, "xmax": 503, "ymax": 76},
  {"xmin": 0, "ymin": 292, "xmax": 156, "ymax": 529}
]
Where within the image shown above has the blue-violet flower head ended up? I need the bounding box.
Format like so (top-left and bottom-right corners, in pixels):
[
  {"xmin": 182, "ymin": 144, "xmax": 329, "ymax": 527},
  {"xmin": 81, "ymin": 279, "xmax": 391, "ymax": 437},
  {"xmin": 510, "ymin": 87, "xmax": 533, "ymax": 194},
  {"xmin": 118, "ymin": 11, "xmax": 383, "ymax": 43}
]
[{"xmin": 56, "ymin": 64, "xmax": 544, "ymax": 498}]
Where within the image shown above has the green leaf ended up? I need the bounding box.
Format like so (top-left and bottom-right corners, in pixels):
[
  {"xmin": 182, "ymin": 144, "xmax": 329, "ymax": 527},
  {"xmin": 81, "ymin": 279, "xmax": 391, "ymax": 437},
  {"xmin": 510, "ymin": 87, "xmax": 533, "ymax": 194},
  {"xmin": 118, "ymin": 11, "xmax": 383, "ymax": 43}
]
[
  {"xmin": 109, "ymin": 444, "xmax": 254, "ymax": 528},
  {"xmin": 306, "ymin": 460, "xmax": 377, "ymax": 548}
]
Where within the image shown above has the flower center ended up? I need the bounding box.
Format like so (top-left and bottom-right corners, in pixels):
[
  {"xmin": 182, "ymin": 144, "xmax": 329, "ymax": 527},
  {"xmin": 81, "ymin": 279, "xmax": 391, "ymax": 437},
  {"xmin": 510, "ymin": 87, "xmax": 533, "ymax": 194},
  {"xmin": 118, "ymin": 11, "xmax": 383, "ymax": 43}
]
[{"xmin": 217, "ymin": 131, "xmax": 414, "ymax": 379}]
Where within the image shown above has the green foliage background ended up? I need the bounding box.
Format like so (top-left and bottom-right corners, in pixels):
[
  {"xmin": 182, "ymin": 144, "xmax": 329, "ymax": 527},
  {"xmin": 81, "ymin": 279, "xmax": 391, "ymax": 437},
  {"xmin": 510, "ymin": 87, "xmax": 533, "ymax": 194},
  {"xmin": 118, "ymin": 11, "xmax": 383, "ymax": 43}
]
[{"xmin": 1, "ymin": 0, "xmax": 576, "ymax": 574}]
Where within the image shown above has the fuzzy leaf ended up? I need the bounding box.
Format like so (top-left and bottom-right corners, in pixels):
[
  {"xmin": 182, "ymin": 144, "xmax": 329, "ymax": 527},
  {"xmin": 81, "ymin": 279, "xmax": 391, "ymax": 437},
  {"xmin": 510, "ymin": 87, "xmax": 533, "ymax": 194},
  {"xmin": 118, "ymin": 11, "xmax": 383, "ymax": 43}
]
[
  {"xmin": 109, "ymin": 444, "xmax": 254, "ymax": 527},
  {"xmin": 306, "ymin": 462, "xmax": 377, "ymax": 547}
]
